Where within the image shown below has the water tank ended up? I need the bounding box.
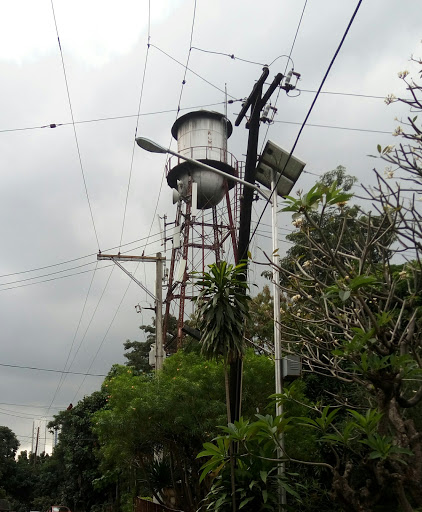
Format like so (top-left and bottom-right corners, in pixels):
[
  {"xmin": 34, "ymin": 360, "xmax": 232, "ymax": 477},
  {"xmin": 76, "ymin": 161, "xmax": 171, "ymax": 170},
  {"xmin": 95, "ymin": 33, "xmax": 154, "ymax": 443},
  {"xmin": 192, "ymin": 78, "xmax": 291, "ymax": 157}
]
[{"xmin": 167, "ymin": 110, "xmax": 237, "ymax": 209}]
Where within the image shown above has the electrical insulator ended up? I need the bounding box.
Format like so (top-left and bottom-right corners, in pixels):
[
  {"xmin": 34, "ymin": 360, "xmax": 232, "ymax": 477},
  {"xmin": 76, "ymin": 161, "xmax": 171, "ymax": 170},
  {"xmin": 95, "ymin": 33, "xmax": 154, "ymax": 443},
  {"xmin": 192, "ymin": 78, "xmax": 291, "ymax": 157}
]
[
  {"xmin": 283, "ymin": 70, "xmax": 293, "ymax": 91},
  {"xmin": 260, "ymin": 104, "xmax": 271, "ymax": 123}
]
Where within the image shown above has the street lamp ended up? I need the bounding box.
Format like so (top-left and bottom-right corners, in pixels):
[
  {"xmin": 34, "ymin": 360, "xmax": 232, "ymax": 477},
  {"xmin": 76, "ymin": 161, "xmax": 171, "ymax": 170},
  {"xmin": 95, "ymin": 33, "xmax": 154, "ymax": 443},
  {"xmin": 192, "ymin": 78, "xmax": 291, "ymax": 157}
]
[
  {"xmin": 136, "ymin": 135, "xmax": 305, "ymax": 506},
  {"xmin": 136, "ymin": 137, "xmax": 268, "ymax": 199}
]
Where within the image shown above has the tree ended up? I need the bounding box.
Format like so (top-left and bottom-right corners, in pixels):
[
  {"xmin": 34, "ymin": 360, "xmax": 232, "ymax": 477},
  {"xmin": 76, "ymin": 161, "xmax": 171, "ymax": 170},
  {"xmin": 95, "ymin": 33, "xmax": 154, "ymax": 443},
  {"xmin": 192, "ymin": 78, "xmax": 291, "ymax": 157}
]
[
  {"xmin": 245, "ymin": 285, "xmax": 274, "ymax": 351},
  {"xmin": 267, "ymin": 61, "xmax": 422, "ymax": 511},
  {"xmin": 194, "ymin": 261, "xmax": 250, "ymax": 422},
  {"xmin": 194, "ymin": 261, "xmax": 251, "ymax": 512},
  {"xmin": 123, "ymin": 315, "xmax": 178, "ymax": 373},
  {"xmin": 93, "ymin": 350, "xmax": 273, "ymax": 512},
  {"xmin": 265, "ymin": 166, "xmax": 364, "ymax": 288},
  {"xmin": 47, "ymin": 391, "xmax": 112, "ymax": 512},
  {"xmin": 0, "ymin": 426, "xmax": 19, "ymax": 460},
  {"xmin": 0, "ymin": 427, "xmax": 19, "ymax": 509}
]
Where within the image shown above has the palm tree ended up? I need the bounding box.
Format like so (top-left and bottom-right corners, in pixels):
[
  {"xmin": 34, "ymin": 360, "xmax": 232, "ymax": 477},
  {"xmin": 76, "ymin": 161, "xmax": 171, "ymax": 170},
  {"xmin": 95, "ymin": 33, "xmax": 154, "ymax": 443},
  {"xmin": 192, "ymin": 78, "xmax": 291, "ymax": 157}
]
[
  {"xmin": 195, "ymin": 261, "xmax": 250, "ymax": 417},
  {"xmin": 195, "ymin": 261, "xmax": 250, "ymax": 512}
]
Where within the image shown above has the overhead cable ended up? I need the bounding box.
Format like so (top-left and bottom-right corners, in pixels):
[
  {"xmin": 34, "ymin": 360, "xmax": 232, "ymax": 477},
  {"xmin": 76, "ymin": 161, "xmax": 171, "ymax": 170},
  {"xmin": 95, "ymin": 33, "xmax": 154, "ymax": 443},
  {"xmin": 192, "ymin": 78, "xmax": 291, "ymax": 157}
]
[
  {"xmin": 149, "ymin": 44, "xmax": 238, "ymax": 99},
  {"xmin": 0, "ymin": 228, "xmax": 168, "ymax": 280},
  {"xmin": 45, "ymin": 261, "xmax": 100, "ymax": 417},
  {"xmin": 0, "ymin": 102, "xmax": 230, "ymax": 135},
  {"xmin": 70, "ymin": 268, "xmax": 131, "ymax": 403},
  {"xmin": 261, "ymin": 0, "xmax": 308, "ymax": 151},
  {"xmin": 0, "ymin": 361, "xmax": 106, "ymax": 377},
  {"xmin": 250, "ymin": 0, "xmax": 364, "ymax": 245},
  {"xmin": 0, "ymin": 401, "xmax": 64, "ymax": 409},
  {"xmin": 119, "ymin": 0, "xmax": 153, "ymax": 251},
  {"xmin": 190, "ymin": 46, "xmax": 268, "ymax": 67},
  {"xmin": 274, "ymin": 119, "xmax": 391, "ymax": 134},
  {"xmin": 50, "ymin": 0, "xmax": 101, "ymax": 250}
]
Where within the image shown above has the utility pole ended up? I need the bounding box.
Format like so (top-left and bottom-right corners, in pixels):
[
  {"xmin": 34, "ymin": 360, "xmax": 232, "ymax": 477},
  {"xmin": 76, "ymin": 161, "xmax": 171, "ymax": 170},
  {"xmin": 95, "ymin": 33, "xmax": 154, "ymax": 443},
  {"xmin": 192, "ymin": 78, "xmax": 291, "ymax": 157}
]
[
  {"xmin": 231, "ymin": 67, "xmax": 284, "ymax": 424},
  {"xmin": 33, "ymin": 426, "xmax": 39, "ymax": 465},
  {"xmin": 97, "ymin": 252, "xmax": 165, "ymax": 370},
  {"xmin": 155, "ymin": 253, "xmax": 164, "ymax": 370},
  {"xmin": 234, "ymin": 68, "xmax": 302, "ymax": 511}
]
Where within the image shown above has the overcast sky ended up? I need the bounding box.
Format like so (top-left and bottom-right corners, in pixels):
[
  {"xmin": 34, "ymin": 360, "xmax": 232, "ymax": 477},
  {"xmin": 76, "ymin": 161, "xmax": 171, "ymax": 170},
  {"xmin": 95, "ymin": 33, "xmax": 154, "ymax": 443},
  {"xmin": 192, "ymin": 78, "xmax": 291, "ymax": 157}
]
[{"xmin": 0, "ymin": 0, "xmax": 420, "ymax": 453}]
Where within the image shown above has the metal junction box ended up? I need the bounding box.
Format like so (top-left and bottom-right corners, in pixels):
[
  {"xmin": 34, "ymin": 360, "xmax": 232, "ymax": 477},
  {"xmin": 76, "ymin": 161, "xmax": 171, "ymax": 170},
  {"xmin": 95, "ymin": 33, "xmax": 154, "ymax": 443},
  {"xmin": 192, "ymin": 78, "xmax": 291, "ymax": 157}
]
[{"xmin": 282, "ymin": 355, "xmax": 302, "ymax": 380}]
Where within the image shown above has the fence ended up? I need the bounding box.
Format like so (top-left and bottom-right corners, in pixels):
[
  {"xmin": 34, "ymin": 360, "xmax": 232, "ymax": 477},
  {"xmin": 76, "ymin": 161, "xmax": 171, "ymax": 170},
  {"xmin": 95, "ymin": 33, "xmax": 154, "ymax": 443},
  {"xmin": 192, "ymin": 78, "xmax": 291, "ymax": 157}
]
[{"xmin": 134, "ymin": 497, "xmax": 183, "ymax": 512}]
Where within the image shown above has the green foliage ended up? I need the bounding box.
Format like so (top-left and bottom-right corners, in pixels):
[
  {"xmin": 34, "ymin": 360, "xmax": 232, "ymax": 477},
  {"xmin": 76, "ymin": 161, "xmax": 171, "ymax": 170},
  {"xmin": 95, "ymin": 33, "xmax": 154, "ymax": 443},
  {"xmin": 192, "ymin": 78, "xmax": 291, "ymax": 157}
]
[
  {"xmin": 299, "ymin": 406, "xmax": 340, "ymax": 434},
  {"xmin": 197, "ymin": 417, "xmax": 301, "ymax": 511},
  {"xmin": 359, "ymin": 434, "xmax": 413, "ymax": 460},
  {"xmin": 46, "ymin": 391, "xmax": 111, "ymax": 512},
  {"xmin": 194, "ymin": 261, "xmax": 250, "ymax": 364},
  {"xmin": 245, "ymin": 285, "xmax": 274, "ymax": 350},
  {"xmin": 281, "ymin": 180, "xmax": 353, "ymax": 215},
  {"xmin": 92, "ymin": 350, "xmax": 274, "ymax": 509},
  {"xmin": 0, "ymin": 426, "xmax": 19, "ymax": 460},
  {"xmin": 123, "ymin": 315, "xmax": 178, "ymax": 373},
  {"xmin": 93, "ymin": 350, "xmax": 274, "ymax": 510}
]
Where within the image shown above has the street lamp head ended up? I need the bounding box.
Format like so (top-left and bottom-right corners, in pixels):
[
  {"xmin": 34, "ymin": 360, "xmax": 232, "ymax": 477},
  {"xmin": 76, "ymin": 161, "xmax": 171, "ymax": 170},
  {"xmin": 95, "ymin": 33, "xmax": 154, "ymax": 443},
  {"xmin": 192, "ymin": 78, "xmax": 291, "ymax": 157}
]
[{"xmin": 135, "ymin": 137, "xmax": 168, "ymax": 154}]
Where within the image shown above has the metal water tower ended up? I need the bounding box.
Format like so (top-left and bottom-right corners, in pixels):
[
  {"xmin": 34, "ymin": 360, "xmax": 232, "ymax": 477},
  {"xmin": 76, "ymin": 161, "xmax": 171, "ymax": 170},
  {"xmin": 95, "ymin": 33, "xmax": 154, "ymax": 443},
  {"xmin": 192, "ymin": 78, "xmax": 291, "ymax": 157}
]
[{"xmin": 163, "ymin": 110, "xmax": 243, "ymax": 348}]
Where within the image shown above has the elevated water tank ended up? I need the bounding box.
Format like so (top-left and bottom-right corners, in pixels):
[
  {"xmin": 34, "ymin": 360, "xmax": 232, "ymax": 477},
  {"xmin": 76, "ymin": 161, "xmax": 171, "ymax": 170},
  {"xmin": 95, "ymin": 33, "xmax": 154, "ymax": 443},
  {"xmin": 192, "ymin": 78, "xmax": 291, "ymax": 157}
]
[{"xmin": 167, "ymin": 110, "xmax": 237, "ymax": 209}]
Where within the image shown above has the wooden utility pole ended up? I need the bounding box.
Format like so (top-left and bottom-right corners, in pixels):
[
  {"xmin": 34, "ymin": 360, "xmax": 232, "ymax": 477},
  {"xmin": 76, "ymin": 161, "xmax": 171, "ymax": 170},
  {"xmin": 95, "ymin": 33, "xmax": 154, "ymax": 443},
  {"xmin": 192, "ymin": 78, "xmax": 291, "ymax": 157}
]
[
  {"xmin": 230, "ymin": 67, "xmax": 284, "ymax": 423},
  {"xmin": 33, "ymin": 426, "xmax": 39, "ymax": 465},
  {"xmin": 97, "ymin": 252, "xmax": 165, "ymax": 370}
]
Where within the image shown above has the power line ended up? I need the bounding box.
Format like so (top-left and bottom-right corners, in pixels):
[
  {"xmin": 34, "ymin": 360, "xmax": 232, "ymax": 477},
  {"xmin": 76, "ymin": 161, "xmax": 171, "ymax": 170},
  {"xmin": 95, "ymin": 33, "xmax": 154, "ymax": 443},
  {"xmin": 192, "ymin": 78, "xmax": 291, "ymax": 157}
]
[
  {"xmin": 50, "ymin": 0, "xmax": 100, "ymax": 250},
  {"xmin": 0, "ymin": 101, "xmax": 393, "ymax": 137},
  {"xmin": 0, "ymin": 410, "xmax": 53, "ymax": 420},
  {"xmin": 261, "ymin": 0, "xmax": 308, "ymax": 152},
  {"xmin": 119, "ymin": 0, "xmax": 152, "ymax": 251},
  {"xmin": 177, "ymin": 0, "xmax": 197, "ymax": 112},
  {"xmin": 140, "ymin": 0, "xmax": 199, "ymax": 256},
  {"xmin": 45, "ymin": 265, "xmax": 115, "ymax": 414},
  {"xmin": 299, "ymin": 88, "xmax": 386, "ymax": 100},
  {"xmin": 149, "ymin": 44, "xmax": 238, "ymax": 99},
  {"xmin": 0, "ymin": 362, "xmax": 106, "ymax": 377},
  {"xmin": 274, "ymin": 118, "xmax": 391, "ymax": 134},
  {"xmin": 0, "ymin": 407, "xmax": 52, "ymax": 420},
  {"xmin": 0, "ymin": 263, "xmax": 113, "ymax": 292},
  {"xmin": 45, "ymin": 261, "xmax": 100, "ymax": 416},
  {"xmin": 0, "ymin": 228, "xmax": 168, "ymax": 280},
  {"xmin": 46, "ymin": 0, "xmax": 153, "ymax": 417},
  {"xmin": 0, "ymin": 102, "xmax": 229, "ymax": 135},
  {"xmin": 71, "ymin": 267, "xmax": 131, "ymax": 403},
  {"xmin": 0, "ymin": 260, "xmax": 96, "ymax": 287},
  {"xmin": 191, "ymin": 46, "xmax": 267, "ymax": 67},
  {"xmin": 0, "ymin": 401, "xmax": 64, "ymax": 409},
  {"xmin": 285, "ymin": 0, "xmax": 308, "ymax": 71},
  {"xmin": 0, "ymin": 224, "xmax": 174, "ymax": 290},
  {"xmin": 250, "ymin": 0, "xmax": 364, "ymax": 245}
]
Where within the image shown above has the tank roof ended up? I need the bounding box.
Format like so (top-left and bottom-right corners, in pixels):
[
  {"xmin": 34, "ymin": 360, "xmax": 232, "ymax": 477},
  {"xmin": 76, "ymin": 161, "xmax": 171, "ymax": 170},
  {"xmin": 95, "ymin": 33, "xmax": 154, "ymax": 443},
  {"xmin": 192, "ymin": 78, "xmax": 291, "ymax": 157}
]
[{"xmin": 171, "ymin": 110, "xmax": 233, "ymax": 140}]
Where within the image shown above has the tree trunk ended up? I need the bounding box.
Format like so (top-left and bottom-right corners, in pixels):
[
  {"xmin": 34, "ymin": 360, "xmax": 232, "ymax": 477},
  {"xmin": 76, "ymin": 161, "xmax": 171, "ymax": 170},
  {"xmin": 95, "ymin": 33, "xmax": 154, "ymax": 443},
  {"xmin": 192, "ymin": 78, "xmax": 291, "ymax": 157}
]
[
  {"xmin": 394, "ymin": 480, "xmax": 414, "ymax": 512},
  {"xmin": 224, "ymin": 364, "xmax": 237, "ymax": 512}
]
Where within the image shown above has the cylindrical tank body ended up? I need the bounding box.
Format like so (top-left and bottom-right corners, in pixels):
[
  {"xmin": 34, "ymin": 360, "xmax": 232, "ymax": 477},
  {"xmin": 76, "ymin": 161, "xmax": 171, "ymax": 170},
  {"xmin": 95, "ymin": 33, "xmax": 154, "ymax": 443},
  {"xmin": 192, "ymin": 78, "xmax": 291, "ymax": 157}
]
[{"xmin": 167, "ymin": 110, "xmax": 237, "ymax": 209}]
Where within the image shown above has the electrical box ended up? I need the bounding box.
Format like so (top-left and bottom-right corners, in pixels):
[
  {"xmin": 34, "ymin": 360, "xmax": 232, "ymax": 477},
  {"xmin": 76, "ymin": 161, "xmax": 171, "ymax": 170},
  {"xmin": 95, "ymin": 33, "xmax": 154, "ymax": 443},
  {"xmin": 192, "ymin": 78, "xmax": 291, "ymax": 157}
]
[
  {"xmin": 282, "ymin": 355, "xmax": 302, "ymax": 380},
  {"xmin": 149, "ymin": 344, "xmax": 156, "ymax": 367}
]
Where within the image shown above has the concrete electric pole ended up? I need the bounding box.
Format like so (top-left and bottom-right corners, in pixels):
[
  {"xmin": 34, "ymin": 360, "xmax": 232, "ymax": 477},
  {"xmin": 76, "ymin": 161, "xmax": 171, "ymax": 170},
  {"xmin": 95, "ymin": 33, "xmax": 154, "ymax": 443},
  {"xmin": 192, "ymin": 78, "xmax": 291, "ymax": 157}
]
[{"xmin": 97, "ymin": 252, "xmax": 165, "ymax": 370}]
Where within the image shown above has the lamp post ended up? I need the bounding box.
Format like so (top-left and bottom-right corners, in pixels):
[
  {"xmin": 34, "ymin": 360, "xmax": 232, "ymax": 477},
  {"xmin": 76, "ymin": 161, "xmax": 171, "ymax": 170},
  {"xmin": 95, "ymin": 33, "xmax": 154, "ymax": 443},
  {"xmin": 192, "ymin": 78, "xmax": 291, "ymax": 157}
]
[{"xmin": 136, "ymin": 135, "xmax": 302, "ymax": 508}]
